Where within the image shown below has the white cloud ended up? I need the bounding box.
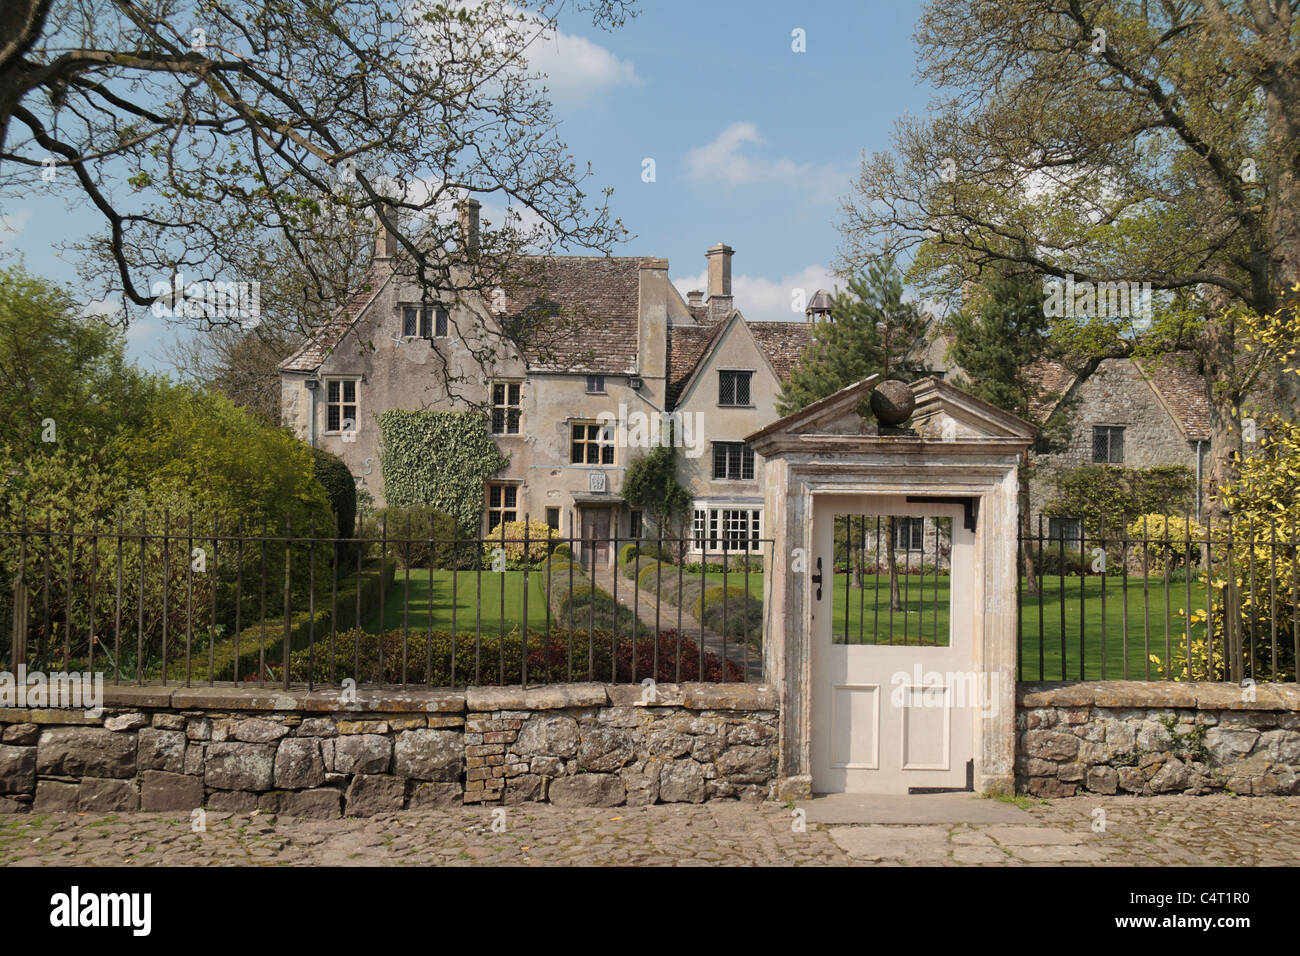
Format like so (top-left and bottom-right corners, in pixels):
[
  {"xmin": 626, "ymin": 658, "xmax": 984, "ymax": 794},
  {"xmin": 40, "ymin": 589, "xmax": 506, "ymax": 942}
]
[
  {"xmin": 684, "ymin": 123, "xmax": 845, "ymax": 204},
  {"xmin": 673, "ymin": 264, "xmax": 839, "ymax": 323},
  {"xmin": 0, "ymin": 209, "xmax": 32, "ymax": 249},
  {"xmin": 522, "ymin": 22, "xmax": 640, "ymax": 102}
]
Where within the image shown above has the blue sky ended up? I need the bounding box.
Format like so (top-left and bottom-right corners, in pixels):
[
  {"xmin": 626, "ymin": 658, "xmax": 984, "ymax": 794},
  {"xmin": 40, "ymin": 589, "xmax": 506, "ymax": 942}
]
[{"xmin": 0, "ymin": 0, "xmax": 932, "ymax": 369}]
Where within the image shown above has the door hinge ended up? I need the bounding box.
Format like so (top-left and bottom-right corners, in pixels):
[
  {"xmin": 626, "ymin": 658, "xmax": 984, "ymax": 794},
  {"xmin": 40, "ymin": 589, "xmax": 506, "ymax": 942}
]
[{"xmin": 811, "ymin": 556, "xmax": 823, "ymax": 601}]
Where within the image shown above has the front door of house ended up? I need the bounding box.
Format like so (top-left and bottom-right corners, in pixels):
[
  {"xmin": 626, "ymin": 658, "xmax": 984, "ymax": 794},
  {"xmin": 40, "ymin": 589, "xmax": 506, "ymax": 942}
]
[
  {"xmin": 580, "ymin": 507, "xmax": 611, "ymax": 569},
  {"xmin": 810, "ymin": 495, "xmax": 981, "ymax": 794}
]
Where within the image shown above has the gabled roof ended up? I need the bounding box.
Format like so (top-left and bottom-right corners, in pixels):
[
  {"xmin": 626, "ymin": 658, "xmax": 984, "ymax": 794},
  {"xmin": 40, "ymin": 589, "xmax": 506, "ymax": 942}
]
[
  {"xmin": 1023, "ymin": 353, "xmax": 1210, "ymax": 442},
  {"xmin": 279, "ymin": 265, "xmax": 393, "ymax": 373},
  {"xmin": 746, "ymin": 375, "xmax": 881, "ymax": 444},
  {"xmin": 280, "ymin": 254, "xmax": 651, "ymax": 376},
  {"xmin": 1136, "ymin": 356, "xmax": 1210, "ymax": 441},
  {"xmin": 505, "ymin": 256, "xmax": 646, "ymax": 374},
  {"xmin": 666, "ymin": 316, "xmax": 813, "ymax": 409}
]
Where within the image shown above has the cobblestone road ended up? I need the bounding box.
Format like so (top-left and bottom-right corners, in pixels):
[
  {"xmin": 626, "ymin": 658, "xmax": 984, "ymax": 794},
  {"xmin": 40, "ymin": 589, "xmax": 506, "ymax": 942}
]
[{"xmin": 1, "ymin": 795, "xmax": 1296, "ymax": 866}]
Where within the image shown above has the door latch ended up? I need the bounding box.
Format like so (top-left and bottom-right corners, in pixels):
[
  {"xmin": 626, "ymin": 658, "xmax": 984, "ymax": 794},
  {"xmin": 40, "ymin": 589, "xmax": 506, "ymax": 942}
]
[{"xmin": 811, "ymin": 556, "xmax": 823, "ymax": 600}]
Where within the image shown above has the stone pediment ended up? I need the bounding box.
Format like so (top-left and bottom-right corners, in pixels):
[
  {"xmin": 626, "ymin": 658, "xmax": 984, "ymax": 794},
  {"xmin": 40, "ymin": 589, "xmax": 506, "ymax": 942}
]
[{"xmin": 746, "ymin": 375, "xmax": 1035, "ymax": 453}]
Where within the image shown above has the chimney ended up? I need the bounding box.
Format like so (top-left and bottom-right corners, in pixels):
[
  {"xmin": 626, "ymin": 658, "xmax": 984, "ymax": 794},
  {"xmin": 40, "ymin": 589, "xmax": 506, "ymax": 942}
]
[
  {"xmin": 457, "ymin": 198, "xmax": 481, "ymax": 252},
  {"xmin": 686, "ymin": 290, "xmax": 704, "ymax": 311},
  {"xmin": 374, "ymin": 203, "xmax": 398, "ymax": 259},
  {"xmin": 705, "ymin": 242, "xmax": 734, "ymax": 322}
]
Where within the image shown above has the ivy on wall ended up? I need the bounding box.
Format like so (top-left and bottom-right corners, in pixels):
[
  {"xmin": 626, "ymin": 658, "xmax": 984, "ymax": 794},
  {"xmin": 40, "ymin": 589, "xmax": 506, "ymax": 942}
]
[{"xmin": 376, "ymin": 409, "xmax": 508, "ymax": 534}]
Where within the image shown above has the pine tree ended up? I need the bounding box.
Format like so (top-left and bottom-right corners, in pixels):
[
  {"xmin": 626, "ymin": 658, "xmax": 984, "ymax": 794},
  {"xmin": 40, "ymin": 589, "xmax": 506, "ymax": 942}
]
[
  {"xmin": 777, "ymin": 258, "xmax": 931, "ymax": 416},
  {"xmin": 945, "ymin": 271, "xmax": 1070, "ymax": 594},
  {"xmin": 778, "ymin": 258, "xmax": 932, "ymax": 610}
]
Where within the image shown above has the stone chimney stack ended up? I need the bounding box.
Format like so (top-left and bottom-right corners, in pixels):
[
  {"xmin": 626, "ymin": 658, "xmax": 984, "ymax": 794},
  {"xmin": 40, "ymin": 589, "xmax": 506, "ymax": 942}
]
[
  {"xmin": 457, "ymin": 198, "xmax": 481, "ymax": 252},
  {"xmin": 704, "ymin": 242, "xmax": 734, "ymax": 322},
  {"xmin": 686, "ymin": 290, "xmax": 704, "ymax": 311},
  {"xmin": 374, "ymin": 203, "xmax": 399, "ymax": 259}
]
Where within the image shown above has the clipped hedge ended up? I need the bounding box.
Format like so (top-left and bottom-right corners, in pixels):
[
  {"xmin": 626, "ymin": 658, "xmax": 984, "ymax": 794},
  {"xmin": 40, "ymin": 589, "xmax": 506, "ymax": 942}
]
[
  {"xmin": 286, "ymin": 626, "xmax": 745, "ymax": 684},
  {"xmin": 691, "ymin": 584, "xmax": 763, "ymax": 643},
  {"xmin": 546, "ymin": 558, "xmax": 649, "ymax": 634},
  {"xmin": 310, "ymin": 447, "xmax": 357, "ymax": 539},
  {"xmin": 189, "ymin": 559, "xmax": 396, "ymax": 681}
]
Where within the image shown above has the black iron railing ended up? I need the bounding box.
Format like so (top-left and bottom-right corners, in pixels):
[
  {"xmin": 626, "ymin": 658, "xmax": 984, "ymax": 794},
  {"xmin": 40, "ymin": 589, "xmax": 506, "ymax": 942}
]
[
  {"xmin": 1018, "ymin": 514, "xmax": 1299, "ymax": 683},
  {"xmin": 0, "ymin": 512, "xmax": 770, "ymax": 688}
]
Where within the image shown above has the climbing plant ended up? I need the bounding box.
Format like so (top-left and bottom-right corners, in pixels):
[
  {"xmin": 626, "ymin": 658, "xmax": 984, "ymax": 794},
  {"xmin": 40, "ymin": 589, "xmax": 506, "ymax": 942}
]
[{"xmin": 376, "ymin": 410, "xmax": 508, "ymax": 535}]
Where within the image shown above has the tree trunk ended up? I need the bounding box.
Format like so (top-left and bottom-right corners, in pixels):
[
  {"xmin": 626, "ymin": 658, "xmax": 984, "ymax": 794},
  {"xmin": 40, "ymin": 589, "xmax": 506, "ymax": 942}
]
[
  {"xmin": 886, "ymin": 516, "xmax": 902, "ymax": 612},
  {"xmin": 1019, "ymin": 452, "xmax": 1040, "ymax": 596},
  {"xmin": 1200, "ymin": 311, "xmax": 1246, "ymax": 521}
]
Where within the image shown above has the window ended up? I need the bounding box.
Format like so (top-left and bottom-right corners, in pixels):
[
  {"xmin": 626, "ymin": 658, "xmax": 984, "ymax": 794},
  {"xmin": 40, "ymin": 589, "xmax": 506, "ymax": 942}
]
[
  {"xmin": 694, "ymin": 507, "xmax": 761, "ymax": 552},
  {"xmin": 718, "ymin": 370, "xmax": 752, "ymax": 407},
  {"xmin": 712, "ymin": 441, "xmax": 755, "ymax": 480},
  {"xmin": 893, "ymin": 517, "xmax": 924, "ymax": 551},
  {"xmin": 629, "ymin": 509, "xmax": 643, "ymax": 540},
  {"xmin": 570, "ymin": 422, "xmax": 615, "ymax": 464},
  {"xmin": 1047, "ymin": 517, "xmax": 1081, "ymax": 545},
  {"xmin": 491, "ymin": 382, "xmax": 522, "ymax": 435},
  {"xmin": 545, "ymin": 507, "xmax": 561, "ymax": 532},
  {"xmin": 486, "ymin": 483, "xmax": 517, "ymax": 532},
  {"xmin": 324, "ymin": 378, "xmax": 357, "ymax": 433},
  {"xmin": 1092, "ymin": 425, "xmax": 1125, "ymax": 464},
  {"xmin": 586, "ymin": 375, "xmax": 605, "ymax": 394},
  {"xmin": 402, "ymin": 306, "xmax": 449, "ymax": 338}
]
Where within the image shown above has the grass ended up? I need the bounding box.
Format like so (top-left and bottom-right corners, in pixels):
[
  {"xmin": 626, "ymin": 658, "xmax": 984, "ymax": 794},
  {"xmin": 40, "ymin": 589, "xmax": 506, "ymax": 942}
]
[
  {"xmin": 1018, "ymin": 573, "xmax": 1210, "ymax": 681},
  {"xmin": 364, "ymin": 570, "xmax": 549, "ymax": 634},
  {"xmin": 364, "ymin": 567, "xmax": 1213, "ymax": 681}
]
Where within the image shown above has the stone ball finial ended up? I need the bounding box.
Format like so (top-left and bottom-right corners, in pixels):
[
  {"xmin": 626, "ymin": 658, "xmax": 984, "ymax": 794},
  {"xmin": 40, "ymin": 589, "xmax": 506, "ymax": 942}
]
[{"xmin": 870, "ymin": 380, "xmax": 915, "ymax": 427}]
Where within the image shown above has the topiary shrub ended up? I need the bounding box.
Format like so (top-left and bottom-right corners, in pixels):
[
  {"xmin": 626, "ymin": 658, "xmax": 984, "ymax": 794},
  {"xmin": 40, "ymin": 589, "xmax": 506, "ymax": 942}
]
[
  {"xmin": 618, "ymin": 542, "xmax": 639, "ymax": 566},
  {"xmin": 310, "ymin": 447, "xmax": 357, "ymax": 538},
  {"xmin": 374, "ymin": 505, "xmax": 474, "ymax": 569},
  {"xmin": 691, "ymin": 585, "xmax": 763, "ymax": 643},
  {"xmin": 483, "ymin": 518, "xmax": 559, "ymax": 565}
]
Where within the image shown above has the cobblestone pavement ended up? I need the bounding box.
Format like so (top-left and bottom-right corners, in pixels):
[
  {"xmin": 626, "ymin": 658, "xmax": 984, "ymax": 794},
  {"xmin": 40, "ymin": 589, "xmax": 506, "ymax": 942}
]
[{"xmin": 1, "ymin": 794, "xmax": 1296, "ymax": 866}]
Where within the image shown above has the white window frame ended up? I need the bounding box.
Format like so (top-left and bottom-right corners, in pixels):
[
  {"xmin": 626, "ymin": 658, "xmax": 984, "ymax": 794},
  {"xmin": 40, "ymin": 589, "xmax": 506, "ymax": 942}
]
[
  {"xmin": 570, "ymin": 420, "xmax": 615, "ymax": 466},
  {"xmin": 692, "ymin": 503, "xmax": 762, "ymax": 554},
  {"xmin": 323, "ymin": 377, "xmax": 359, "ymax": 437}
]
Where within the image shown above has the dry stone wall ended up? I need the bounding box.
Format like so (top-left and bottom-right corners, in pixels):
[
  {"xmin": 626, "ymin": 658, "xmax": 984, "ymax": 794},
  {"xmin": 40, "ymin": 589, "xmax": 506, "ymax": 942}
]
[
  {"xmin": 1017, "ymin": 681, "xmax": 1300, "ymax": 797},
  {"xmin": 0, "ymin": 683, "xmax": 778, "ymax": 817}
]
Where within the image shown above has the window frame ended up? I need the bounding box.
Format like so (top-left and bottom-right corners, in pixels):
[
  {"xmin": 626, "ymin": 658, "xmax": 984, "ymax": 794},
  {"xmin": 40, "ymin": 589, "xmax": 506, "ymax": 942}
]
[
  {"xmin": 893, "ymin": 517, "xmax": 925, "ymax": 551},
  {"xmin": 485, "ymin": 482, "xmax": 519, "ymax": 533},
  {"xmin": 585, "ymin": 374, "xmax": 606, "ymax": 394},
  {"xmin": 1092, "ymin": 425, "xmax": 1125, "ymax": 464},
  {"xmin": 491, "ymin": 381, "xmax": 523, "ymax": 436},
  {"xmin": 711, "ymin": 441, "xmax": 756, "ymax": 481},
  {"xmin": 570, "ymin": 420, "xmax": 616, "ymax": 466},
  {"xmin": 401, "ymin": 305, "xmax": 450, "ymax": 339},
  {"xmin": 323, "ymin": 376, "xmax": 359, "ymax": 435},
  {"xmin": 717, "ymin": 369, "xmax": 754, "ymax": 407}
]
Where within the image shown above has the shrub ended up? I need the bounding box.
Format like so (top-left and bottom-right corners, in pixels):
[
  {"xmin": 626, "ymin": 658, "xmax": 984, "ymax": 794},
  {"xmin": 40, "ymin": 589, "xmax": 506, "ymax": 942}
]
[
  {"xmin": 374, "ymin": 506, "xmax": 474, "ymax": 570},
  {"xmin": 285, "ymin": 626, "xmax": 744, "ymax": 685},
  {"xmin": 552, "ymin": 542, "xmax": 572, "ymax": 560},
  {"xmin": 618, "ymin": 542, "xmax": 639, "ymax": 566},
  {"xmin": 1125, "ymin": 514, "xmax": 1205, "ymax": 573},
  {"xmin": 310, "ymin": 447, "xmax": 356, "ymax": 539},
  {"xmin": 691, "ymin": 585, "xmax": 763, "ymax": 643},
  {"xmin": 483, "ymin": 519, "xmax": 559, "ymax": 565}
]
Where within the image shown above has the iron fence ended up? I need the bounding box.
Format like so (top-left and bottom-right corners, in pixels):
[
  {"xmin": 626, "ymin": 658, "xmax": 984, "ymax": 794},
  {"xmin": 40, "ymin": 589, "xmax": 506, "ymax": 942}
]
[
  {"xmin": 0, "ymin": 512, "xmax": 769, "ymax": 689},
  {"xmin": 1018, "ymin": 513, "xmax": 1299, "ymax": 683}
]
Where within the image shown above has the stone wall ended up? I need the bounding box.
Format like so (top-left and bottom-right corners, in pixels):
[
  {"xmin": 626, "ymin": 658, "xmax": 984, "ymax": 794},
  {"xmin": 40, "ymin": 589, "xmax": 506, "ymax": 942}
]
[
  {"xmin": 0, "ymin": 683, "xmax": 778, "ymax": 817},
  {"xmin": 1017, "ymin": 682, "xmax": 1300, "ymax": 797}
]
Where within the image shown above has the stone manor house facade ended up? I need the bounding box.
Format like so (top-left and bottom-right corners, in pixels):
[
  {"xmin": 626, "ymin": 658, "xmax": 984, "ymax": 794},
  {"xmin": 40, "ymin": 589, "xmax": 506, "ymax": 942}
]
[
  {"xmin": 279, "ymin": 205, "xmax": 1215, "ymax": 566},
  {"xmin": 279, "ymin": 204, "xmax": 815, "ymax": 565}
]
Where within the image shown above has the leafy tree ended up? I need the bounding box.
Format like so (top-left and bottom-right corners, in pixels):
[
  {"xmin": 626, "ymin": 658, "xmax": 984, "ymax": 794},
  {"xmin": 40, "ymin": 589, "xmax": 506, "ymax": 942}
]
[
  {"xmin": 621, "ymin": 444, "xmax": 692, "ymax": 538},
  {"xmin": 0, "ymin": 265, "xmax": 149, "ymax": 459},
  {"xmin": 945, "ymin": 271, "xmax": 1075, "ymax": 592},
  {"xmin": 778, "ymin": 258, "xmax": 932, "ymax": 609},
  {"xmin": 1, "ymin": 0, "xmax": 633, "ymax": 394},
  {"xmin": 777, "ymin": 258, "xmax": 930, "ymax": 416},
  {"xmin": 839, "ymin": 0, "xmax": 1300, "ymax": 509}
]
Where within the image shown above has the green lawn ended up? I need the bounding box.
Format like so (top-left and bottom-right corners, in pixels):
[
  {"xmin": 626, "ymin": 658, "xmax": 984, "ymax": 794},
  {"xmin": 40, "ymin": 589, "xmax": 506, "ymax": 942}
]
[
  {"xmin": 1018, "ymin": 573, "xmax": 1209, "ymax": 681},
  {"xmin": 364, "ymin": 570, "xmax": 549, "ymax": 634},
  {"xmin": 365, "ymin": 568, "xmax": 1211, "ymax": 681}
]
